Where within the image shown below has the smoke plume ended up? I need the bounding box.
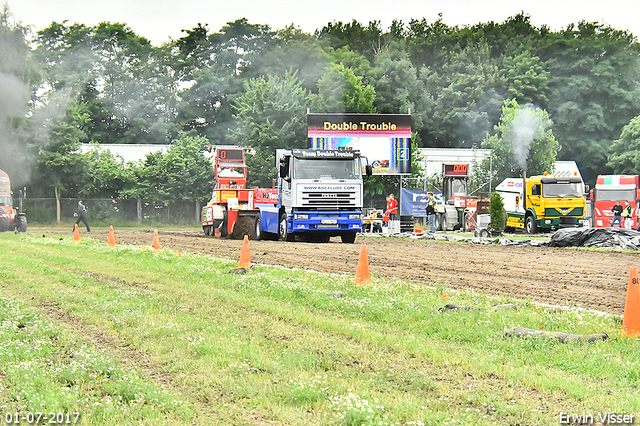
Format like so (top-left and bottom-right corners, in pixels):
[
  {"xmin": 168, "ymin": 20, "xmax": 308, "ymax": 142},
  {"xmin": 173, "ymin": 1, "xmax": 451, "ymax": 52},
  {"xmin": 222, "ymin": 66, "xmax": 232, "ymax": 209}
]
[
  {"xmin": 509, "ymin": 104, "xmax": 546, "ymax": 171},
  {"xmin": 0, "ymin": 72, "xmax": 30, "ymax": 187}
]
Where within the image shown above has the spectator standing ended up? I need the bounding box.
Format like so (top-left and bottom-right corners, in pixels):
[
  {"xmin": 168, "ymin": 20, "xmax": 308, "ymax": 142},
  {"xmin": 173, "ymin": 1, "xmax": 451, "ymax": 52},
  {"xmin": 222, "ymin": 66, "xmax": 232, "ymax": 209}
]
[
  {"xmin": 426, "ymin": 192, "xmax": 437, "ymax": 233},
  {"xmin": 622, "ymin": 201, "xmax": 633, "ymax": 229},
  {"xmin": 73, "ymin": 201, "xmax": 91, "ymax": 232},
  {"xmin": 611, "ymin": 201, "xmax": 623, "ymax": 228},
  {"xmin": 386, "ymin": 193, "xmax": 398, "ymax": 221}
]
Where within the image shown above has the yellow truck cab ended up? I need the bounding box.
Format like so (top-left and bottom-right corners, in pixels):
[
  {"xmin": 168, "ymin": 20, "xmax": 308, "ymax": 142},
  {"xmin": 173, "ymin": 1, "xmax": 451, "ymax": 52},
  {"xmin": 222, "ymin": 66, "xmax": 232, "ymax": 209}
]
[{"xmin": 497, "ymin": 173, "xmax": 586, "ymax": 233}]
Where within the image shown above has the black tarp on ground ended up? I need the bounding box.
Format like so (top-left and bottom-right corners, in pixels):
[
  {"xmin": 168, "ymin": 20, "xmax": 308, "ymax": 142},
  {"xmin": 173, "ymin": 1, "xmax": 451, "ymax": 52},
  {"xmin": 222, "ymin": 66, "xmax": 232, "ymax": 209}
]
[{"xmin": 548, "ymin": 227, "xmax": 640, "ymax": 250}]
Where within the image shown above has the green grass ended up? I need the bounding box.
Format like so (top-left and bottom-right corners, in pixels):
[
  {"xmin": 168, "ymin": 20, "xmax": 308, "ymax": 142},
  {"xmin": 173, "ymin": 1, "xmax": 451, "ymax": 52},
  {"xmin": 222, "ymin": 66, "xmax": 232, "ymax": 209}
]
[{"xmin": 0, "ymin": 233, "xmax": 637, "ymax": 425}]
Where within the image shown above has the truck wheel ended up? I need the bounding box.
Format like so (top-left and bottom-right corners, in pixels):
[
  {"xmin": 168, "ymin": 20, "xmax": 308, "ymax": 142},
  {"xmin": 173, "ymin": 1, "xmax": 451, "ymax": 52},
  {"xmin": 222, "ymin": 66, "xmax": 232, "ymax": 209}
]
[
  {"xmin": 525, "ymin": 216, "xmax": 537, "ymax": 234},
  {"xmin": 439, "ymin": 214, "xmax": 447, "ymax": 232},
  {"xmin": 254, "ymin": 215, "xmax": 263, "ymax": 240},
  {"xmin": 203, "ymin": 225, "xmax": 211, "ymax": 236},
  {"xmin": 279, "ymin": 213, "xmax": 294, "ymax": 242},
  {"xmin": 219, "ymin": 210, "xmax": 229, "ymax": 237},
  {"xmin": 0, "ymin": 217, "xmax": 9, "ymax": 232},
  {"xmin": 16, "ymin": 215, "xmax": 27, "ymax": 233},
  {"xmin": 341, "ymin": 232, "xmax": 357, "ymax": 244},
  {"xmin": 463, "ymin": 213, "xmax": 470, "ymax": 232}
]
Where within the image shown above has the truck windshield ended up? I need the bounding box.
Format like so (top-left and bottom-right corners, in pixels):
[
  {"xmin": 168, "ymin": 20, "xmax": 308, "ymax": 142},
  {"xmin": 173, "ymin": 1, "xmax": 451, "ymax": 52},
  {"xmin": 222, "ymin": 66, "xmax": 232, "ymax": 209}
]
[
  {"xmin": 0, "ymin": 196, "xmax": 12, "ymax": 207},
  {"xmin": 293, "ymin": 158, "xmax": 361, "ymax": 180},
  {"xmin": 451, "ymin": 178, "xmax": 467, "ymax": 197},
  {"xmin": 542, "ymin": 182, "xmax": 583, "ymax": 198},
  {"xmin": 596, "ymin": 189, "xmax": 635, "ymax": 201}
]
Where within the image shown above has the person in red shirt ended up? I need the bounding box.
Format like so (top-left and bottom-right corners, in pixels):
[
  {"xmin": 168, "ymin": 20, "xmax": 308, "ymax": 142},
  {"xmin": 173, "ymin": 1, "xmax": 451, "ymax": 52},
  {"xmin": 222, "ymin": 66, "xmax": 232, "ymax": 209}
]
[{"xmin": 386, "ymin": 193, "xmax": 398, "ymax": 221}]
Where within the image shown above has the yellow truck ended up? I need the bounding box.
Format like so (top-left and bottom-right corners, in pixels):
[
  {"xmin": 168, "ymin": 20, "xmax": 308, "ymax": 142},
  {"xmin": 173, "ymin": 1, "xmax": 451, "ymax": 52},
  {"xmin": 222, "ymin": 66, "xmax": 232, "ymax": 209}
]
[{"xmin": 496, "ymin": 173, "xmax": 586, "ymax": 233}]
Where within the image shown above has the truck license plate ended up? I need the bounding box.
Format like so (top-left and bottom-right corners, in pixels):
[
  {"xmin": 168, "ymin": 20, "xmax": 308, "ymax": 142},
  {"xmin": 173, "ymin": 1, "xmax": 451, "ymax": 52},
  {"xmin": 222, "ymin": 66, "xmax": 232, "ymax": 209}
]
[{"xmin": 321, "ymin": 219, "xmax": 337, "ymax": 224}]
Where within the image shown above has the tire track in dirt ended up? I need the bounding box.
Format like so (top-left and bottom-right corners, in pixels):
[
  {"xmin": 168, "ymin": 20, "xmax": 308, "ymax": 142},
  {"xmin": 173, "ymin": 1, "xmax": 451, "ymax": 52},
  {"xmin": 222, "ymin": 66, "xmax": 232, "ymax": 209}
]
[{"xmin": 43, "ymin": 229, "xmax": 636, "ymax": 315}]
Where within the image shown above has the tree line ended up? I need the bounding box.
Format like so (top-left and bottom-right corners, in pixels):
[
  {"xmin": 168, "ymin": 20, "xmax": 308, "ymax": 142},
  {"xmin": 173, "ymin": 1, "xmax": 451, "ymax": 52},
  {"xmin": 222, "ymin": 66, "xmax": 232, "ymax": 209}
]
[{"xmin": 1, "ymin": 6, "xmax": 640, "ymax": 219}]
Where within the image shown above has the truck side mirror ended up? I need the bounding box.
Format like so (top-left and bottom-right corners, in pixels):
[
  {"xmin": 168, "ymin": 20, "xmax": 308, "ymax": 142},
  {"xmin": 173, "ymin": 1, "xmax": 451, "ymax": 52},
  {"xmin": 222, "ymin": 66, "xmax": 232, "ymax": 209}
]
[
  {"xmin": 583, "ymin": 184, "xmax": 589, "ymax": 194},
  {"xmin": 279, "ymin": 157, "xmax": 290, "ymax": 180},
  {"xmin": 365, "ymin": 165, "xmax": 373, "ymax": 176}
]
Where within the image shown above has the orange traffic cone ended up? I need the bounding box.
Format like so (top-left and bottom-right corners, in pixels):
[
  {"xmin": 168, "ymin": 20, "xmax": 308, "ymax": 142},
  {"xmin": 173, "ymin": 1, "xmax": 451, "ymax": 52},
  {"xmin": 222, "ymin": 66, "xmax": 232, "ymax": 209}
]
[
  {"xmin": 622, "ymin": 266, "xmax": 640, "ymax": 337},
  {"xmin": 108, "ymin": 225, "xmax": 116, "ymax": 247},
  {"xmin": 354, "ymin": 243, "xmax": 371, "ymax": 286},
  {"xmin": 152, "ymin": 229, "xmax": 161, "ymax": 251},
  {"xmin": 73, "ymin": 224, "xmax": 80, "ymax": 242},
  {"xmin": 238, "ymin": 235, "xmax": 251, "ymax": 268}
]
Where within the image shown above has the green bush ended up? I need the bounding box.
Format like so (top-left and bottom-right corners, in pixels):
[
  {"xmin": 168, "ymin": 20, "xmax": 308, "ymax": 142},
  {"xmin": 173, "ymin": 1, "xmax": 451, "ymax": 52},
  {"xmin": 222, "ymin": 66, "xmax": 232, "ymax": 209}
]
[{"xmin": 489, "ymin": 191, "xmax": 506, "ymax": 230}]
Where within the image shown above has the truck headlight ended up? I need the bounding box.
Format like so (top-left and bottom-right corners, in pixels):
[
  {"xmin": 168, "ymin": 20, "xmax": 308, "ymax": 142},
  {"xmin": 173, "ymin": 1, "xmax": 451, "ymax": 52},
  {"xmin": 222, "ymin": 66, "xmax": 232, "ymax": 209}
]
[
  {"xmin": 349, "ymin": 214, "xmax": 361, "ymax": 219},
  {"xmin": 294, "ymin": 214, "xmax": 309, "ymax": 220},
  {"xmin": 545, "ymin": 220, "xmax": 551, "ymax": 224}
]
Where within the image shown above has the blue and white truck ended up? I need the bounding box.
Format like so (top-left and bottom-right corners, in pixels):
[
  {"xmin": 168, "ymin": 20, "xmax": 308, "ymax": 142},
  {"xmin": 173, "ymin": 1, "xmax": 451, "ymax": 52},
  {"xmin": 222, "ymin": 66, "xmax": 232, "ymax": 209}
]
[{"xmin": 253, "ymin": 148, "xmax": 371, "ymax": 243}]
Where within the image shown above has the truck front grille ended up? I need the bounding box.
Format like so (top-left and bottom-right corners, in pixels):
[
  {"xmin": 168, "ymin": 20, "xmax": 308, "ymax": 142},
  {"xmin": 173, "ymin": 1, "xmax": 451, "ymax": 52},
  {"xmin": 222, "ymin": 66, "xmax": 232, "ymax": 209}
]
[{"xmin": 301, "ymin": 191, "xmax": 358, "ymax": 209}]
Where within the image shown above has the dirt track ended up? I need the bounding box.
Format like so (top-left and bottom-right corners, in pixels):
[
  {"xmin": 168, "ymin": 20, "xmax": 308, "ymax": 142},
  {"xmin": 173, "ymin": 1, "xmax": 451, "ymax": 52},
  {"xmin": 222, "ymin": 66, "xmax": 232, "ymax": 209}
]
[{"xmin": 52, "ymin": 229, "xmax": 638, "ymax": 315}]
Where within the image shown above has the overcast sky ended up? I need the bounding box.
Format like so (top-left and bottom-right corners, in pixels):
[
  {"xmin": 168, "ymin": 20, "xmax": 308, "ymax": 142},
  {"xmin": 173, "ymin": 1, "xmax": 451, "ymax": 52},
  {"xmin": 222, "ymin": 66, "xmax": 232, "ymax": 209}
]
[{"xmin": 7, "ymin": 0, "xmax": 640, "ymax": 46}]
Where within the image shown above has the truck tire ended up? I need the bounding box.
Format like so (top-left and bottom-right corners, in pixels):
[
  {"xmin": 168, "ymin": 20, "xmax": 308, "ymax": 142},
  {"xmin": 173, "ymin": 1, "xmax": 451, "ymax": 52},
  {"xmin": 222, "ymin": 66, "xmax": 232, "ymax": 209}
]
[
  {"xmin": 219, "ymin": 210, "xmax": 229, "ymax": 238},
  {"xmin": 0, "ymin": 217, "xmax": 9, "ymax": 232},
  {"xmin": 279, "ymin": 213, "xmax": 294, "ymax": 242},
  {"xmin": 16, "ymin": 215, "xmax": 27, "ymax": 233},
  {"xmin": 254, "ymin": 215, "xmax": 263, "ymax": 240},
  {"xmin": 463, "ymin": 213, "xmax": 470, "ymax": 232},
  {"xmin": 203, "ymin": 225, "xmax": 212, "ymax": 236},
  {"xmin": 525, "ymin": 216, "xmax": 537, "ymax": 234},
  {"xmin": 341, "ymin": 232, "xmax": 357, "ymax": 244},
  {"xmin": 439, "ymin": 213, "xmax": 447, "ymax": 232}
]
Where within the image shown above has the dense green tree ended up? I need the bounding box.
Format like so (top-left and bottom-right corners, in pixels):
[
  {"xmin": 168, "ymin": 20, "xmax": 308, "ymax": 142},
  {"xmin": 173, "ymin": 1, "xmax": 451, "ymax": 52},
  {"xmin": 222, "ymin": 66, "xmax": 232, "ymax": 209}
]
[
  {"xmin": 501, "ymin": 51, "xmax": 549, "ymax": 106},
  {"xmin": 232, "ymin": 72, "xmax": 310, "ymax": 187},
  {"xmin": 175, "ymin": 19, "xmax": 273, "ymax": 145},
  {"xmin": 480, "ymin": 99, "xmax": 559, "ymax": 185},
  {"xmin": 373, "ymin": 40, "xmax": 430, "ymax": 141},
  {"xmin": 326, "ymin": 46, "xmax": 377, "ymax": 87},
  {"xmin": 420, "ymin": 42, "xmax": 504, "ymax": 148},
  {"xmin": 162, "ymin": 133, "xmax": 213, "ymax": 205},
  {"xmin": 316, "ymin": 20, "xmax": 385, "ymax": 63},
  {"xmin": 121, "ymin": 133, "xmax": 212, "ymax": 218},
  {"xmin": 79, "ymin": 145, "xmax": 132, "ymax": 199},
  {"xmin": 312, "ymin": 63, "xmax": 376, "ymax": 113},
  {"xmin": 34, "ymin": 21, "xmax": 178, "ymax": 145},
  {"xmin": 0, "ymin": 5, "xmax": 38, "ymax": 186},
  {"xmin": 35, "ymin": 100, "xmax": 90, "ymax": 222},
  {"xmin": 607, "ymin": 116, "xmax": 640, "ymax": 174},
  {"xmin": 405, "ymin": 17, "xmax": 464, "ymax": 71},
  {"xmin": 244, "ymin": 25, "xmax": 330, "ymax": 94},
  {"xmin": 540, "ymin": 21, "xmax": 640, "ymax": 184}
]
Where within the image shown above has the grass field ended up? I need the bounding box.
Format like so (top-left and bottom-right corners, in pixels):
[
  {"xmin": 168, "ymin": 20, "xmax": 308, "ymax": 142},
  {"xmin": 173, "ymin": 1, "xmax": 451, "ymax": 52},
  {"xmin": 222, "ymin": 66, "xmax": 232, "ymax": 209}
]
[{"xmin": 0, "ymin": 232, "xmax": 638, "ymax": 425}]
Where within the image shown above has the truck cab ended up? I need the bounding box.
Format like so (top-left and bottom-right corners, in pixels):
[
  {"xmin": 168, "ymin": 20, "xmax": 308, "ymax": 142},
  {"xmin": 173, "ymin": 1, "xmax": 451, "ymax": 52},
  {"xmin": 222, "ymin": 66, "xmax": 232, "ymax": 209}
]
[
  {"xmin": 498, "ymin": 173, "xmax": 586, "ymax": 233},
  {"xmin": 436, "ymin": 164, "xmax": 469, "ymax": 231},
  {"xmin": 261, "ymin": 148, "xmax": 369, "ymax": 243}
]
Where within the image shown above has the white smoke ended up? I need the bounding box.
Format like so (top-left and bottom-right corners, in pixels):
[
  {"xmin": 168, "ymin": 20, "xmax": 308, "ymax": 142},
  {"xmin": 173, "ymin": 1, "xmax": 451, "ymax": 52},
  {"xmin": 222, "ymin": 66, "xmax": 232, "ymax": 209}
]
[
  {"xmin": 0, "ymin": 72, "xmax": 30, "ymax": 185},
  {"xmin": 0, "ymin": 72, "xmax": 29, "ymax": 124},
  {"xmin": 509, "ymin": 104, "xmax": 546, "ymax": 171}
]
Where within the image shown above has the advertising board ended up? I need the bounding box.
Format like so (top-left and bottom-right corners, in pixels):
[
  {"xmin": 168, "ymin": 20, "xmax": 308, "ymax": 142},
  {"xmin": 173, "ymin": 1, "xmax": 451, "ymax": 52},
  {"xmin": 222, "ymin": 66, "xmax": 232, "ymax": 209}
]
[
  {"xmin": 307, "ymin": 113, "xmax": 412, "ymax": 175},
  {"xmin": 400, "ymin": 188, "xmax": 444, "ymax": 217}
]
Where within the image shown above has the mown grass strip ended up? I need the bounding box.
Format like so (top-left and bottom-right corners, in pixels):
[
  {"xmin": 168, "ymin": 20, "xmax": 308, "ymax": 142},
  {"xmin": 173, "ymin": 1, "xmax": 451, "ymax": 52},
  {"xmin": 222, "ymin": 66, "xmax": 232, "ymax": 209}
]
[
  {"xmin": 0, "ymin": 295, "xmax": 193, "ymax": 425},
  {"xmin": 0, "ymin": 233, "xmax": 638, "ymax": 425}
]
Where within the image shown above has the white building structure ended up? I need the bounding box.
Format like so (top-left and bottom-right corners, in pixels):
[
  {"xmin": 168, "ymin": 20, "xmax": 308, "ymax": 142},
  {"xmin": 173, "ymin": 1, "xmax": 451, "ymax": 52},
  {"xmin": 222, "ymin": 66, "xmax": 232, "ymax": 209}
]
[
  {"xmin": 418, "ymin": 148, "xmax": 493, "ymax": 178},
  {"xmin": 80, "ymin": 144, "xmax": 215, "ymax": 164},
  {"xmin": 80, "ymin": 144, "xmax": 172, "ymax": 164}
]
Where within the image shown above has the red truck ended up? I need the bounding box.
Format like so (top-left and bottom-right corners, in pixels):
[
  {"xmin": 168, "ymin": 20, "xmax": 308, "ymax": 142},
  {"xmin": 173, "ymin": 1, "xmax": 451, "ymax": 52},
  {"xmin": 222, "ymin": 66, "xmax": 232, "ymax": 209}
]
[
  {"xmin": 591, "ymin": 175, "xmax": 639, "ymax": 229},
  {"xmin": 0, "ymin": 169, "xmax": 27, "ymax": 233},
  {"xmin": 200, "ymin": 146, "xmax": 277, "ymax": 238}
]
